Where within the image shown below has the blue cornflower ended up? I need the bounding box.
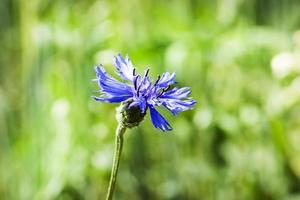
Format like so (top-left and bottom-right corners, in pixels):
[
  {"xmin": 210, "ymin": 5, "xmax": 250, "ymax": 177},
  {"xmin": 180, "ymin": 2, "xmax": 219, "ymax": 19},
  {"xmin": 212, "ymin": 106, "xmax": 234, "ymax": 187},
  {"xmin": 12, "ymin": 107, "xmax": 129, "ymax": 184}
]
[{"xmin": 93, "ymin": 53, "xmax": 196, "ymax": 131}]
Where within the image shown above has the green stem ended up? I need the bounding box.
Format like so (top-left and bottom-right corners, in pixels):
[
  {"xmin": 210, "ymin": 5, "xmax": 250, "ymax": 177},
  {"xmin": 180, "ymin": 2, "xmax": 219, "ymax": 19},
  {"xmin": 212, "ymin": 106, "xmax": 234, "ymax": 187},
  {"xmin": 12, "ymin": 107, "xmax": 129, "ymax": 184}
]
[{"xmin": 105, "ymin": 124, "xmax": 126, "ymax": 200}]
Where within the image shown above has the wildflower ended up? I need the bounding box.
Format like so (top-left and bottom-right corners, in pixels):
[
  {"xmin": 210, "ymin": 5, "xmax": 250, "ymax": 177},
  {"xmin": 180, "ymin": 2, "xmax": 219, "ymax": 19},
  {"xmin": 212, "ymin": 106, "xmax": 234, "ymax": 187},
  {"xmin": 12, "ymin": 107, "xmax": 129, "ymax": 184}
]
[{"xmin": 93, "ymin": 53, "xmax": 196, "ymax": 131}]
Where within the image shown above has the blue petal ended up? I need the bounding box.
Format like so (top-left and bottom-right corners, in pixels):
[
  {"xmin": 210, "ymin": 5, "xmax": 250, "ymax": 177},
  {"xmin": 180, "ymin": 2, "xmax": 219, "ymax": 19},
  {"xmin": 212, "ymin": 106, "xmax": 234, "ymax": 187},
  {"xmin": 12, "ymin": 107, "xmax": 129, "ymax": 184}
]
[
  {"xmin": 113, "ymin": 53, "xmax": 135, "ymax": 81},
  {"xmin": 156, "ymin": 72, "xmax": 176, "ymax": 88},
  {"xmin": 92, "ymin": 95, "xmax": 132, "ymax": 103},
  {"xmin": 161, "ymin": 99, "xmax": 196, "ymax": 115},
  {"xmin": 95, "ymin": 65, "xmax": 133, "ymax": 97},
  {"xmin": 149, "ymin": 105, "xmax": 172, "ymax": 131},
  {"xmin": 157, "ymin": 86, "xmax": 196, "ymax": 115},
  {"xmin": 161, "ymin": 87, "xmax": 191, "ymax": 99}
]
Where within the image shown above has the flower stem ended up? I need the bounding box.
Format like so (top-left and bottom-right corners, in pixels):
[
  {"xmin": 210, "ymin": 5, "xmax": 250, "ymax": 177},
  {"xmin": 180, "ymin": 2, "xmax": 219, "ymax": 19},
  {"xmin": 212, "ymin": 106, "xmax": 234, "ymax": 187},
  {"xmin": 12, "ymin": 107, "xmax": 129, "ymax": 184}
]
[{"xmin": 105, "ymin": 124, "xmax": 126, "ymax": 200}]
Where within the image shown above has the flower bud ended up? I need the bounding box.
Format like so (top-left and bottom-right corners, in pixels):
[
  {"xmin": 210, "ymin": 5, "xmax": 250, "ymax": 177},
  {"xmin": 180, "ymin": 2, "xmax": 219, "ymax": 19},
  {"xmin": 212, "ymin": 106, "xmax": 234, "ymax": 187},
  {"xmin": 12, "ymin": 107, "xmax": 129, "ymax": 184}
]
[{"xmin": 116, "ymin": 99, "xmax": 146, "ymax": 128}]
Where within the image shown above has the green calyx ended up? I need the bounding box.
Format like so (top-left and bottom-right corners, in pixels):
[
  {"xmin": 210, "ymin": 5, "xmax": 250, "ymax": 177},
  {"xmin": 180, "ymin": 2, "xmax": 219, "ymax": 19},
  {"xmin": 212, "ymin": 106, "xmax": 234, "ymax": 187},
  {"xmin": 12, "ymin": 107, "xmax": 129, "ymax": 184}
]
[{"xmin": 116, "ymin": 99, "xmax": 146, "ymax": 128}]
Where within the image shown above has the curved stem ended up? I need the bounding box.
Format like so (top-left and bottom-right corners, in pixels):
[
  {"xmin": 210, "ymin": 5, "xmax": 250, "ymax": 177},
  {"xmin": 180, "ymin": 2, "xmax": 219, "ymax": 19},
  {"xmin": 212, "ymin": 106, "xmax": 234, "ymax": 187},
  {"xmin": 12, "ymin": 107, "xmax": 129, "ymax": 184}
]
[{"xmin": 105, "ymin": 124, "xmax": 126, "ymax": 200}]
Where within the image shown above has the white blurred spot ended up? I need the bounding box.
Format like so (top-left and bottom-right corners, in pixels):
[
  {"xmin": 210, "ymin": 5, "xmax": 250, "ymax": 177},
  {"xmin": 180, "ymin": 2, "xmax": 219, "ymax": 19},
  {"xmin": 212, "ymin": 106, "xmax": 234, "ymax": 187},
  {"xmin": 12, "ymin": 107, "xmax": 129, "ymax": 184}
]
[
  {"xmin": 94, "ymin": 49, "xmax": 115, "ymax": 66},
  {"xmin": 54, "ymin": 29, "xmax": 81, "ymax": 48},
  {"xmin": 165, "ymin": 42, "xmax": 187, "ymax": 71},
  {"xmin": 293, "ymin": 30, "xmax": 300, "ymax": 45},
  {"xmin": 239, "ymin": 105, "xmax": 260, "ymax": 127},
  {"xmin": 193, "ymin": 108, "xmax": 213, "ymax": 129},
  {"xmin": 271, "ymin": 52, "xmax": 295, "ymax": 78},
  {"xmin": 159, "ymin": 181, "xmax": 178, "ymax": 199},
  {"xmin": 51, "ymin": 99, "xmax": 70, "ymax": 121},
  {"xmin": 43, "ymin": 99, "xmax": 72, "ymax": 199},
  {"xmin": 217, "ymin": 113, "xmax": 239, "ymax": 134},
  {"xmin": 266, "ymin": 77, "xmax": 300, "ymax": 116},
  {"xmin": 290, "ymin": 77, "xmax": 300, "ymax": 93},
  {"xmin": 91, "ymin": 147, "xmax": 113, "ymax": 170},
  {"xmin": 92, "ymin": 123, "xmax": 109, "ymax": 139},
  {"xmin": 266, "ymin": 88, "xmax": 287, "ymax": 116},
  {"xmin": 32, "ymin": 24, "xmax": 52, "ymax": 45},
  {"xmin": 218, "ymin": 0, "xmax": 239, "ymax": 25}
]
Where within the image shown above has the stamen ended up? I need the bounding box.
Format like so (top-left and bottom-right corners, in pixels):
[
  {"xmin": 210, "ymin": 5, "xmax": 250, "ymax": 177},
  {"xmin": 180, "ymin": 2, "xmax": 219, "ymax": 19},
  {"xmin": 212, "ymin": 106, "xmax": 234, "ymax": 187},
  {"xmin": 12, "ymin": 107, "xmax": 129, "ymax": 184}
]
[
  {"xmin": 154, "ymin": 75, "xmax": 161, "ymax": 86},
  {"xmin": 137, "ymin": 84, "xmax": 142, "ymax": 97},
  {"xmin": 157, "ymin": 90, "xmax": 164, "ymax": 97},
  {"xmin": 144, "ymin": 68, "xmax": 150, "ymax": 77},
  {"xmin": 164, "ymin": 85, "xmax": 171, "ymax": 92},
  {"xmin": 133, "ymin": 68, "xmax": 136, "ymax": 76},
  {"xmin": 134, "ymin": 76, "xmax": 138, "ymax": 90},
  {"xmin": 157, "ymin": 85, "xmax": 171, "ymax": 98}
]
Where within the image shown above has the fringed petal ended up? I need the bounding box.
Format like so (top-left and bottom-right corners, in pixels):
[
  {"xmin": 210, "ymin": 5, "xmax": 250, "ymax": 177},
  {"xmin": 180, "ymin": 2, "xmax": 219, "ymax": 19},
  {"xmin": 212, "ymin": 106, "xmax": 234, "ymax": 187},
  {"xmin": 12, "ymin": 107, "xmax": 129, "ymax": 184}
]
[
  {"xmin": 113, "ymin": 53, "xmax": 135, "ymax": 82},
  {"xmin": 149, "ymin": 105, "xmax": 172, "ymax": 131}
]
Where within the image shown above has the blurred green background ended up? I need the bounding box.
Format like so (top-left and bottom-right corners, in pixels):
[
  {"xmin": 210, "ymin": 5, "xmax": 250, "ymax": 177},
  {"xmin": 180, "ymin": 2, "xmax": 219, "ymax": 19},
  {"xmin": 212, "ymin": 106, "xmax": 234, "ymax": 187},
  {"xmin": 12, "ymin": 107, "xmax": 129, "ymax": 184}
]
[{"xmin": 1, "ymin": 0, "xmax": 300, "ymax": 199}]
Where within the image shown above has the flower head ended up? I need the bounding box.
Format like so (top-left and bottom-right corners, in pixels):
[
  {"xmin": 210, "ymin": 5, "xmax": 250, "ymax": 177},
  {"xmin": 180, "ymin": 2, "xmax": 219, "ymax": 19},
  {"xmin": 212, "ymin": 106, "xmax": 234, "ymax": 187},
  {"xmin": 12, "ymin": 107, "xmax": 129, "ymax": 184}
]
[{"xmin": 93, "ymin": 53, "xmax": 196, "ymax": 131}]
